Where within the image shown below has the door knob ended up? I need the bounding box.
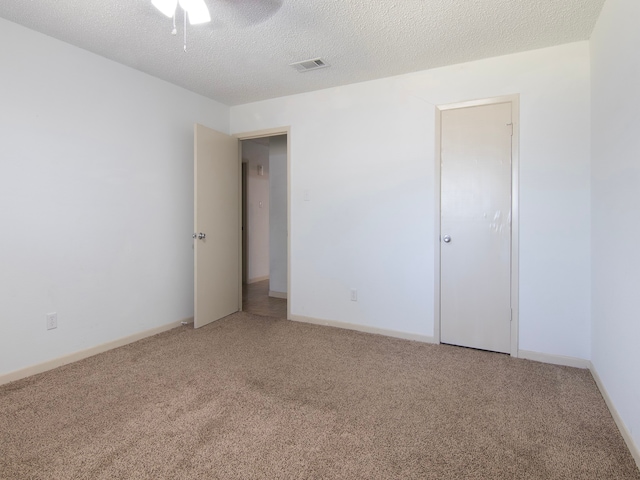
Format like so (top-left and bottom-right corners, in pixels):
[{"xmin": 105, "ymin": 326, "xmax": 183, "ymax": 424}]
[
  {"xmin": 443, "ymin": 235, "xmax": 451, "ymax": 243},
  {"xmin": 198, "ymin": 232, "xmax": 206, "ymax": 240}
]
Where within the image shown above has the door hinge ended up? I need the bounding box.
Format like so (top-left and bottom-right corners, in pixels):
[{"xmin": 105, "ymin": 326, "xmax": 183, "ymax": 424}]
[{"xmin": 507, "ymin": 123, "xmax": 513, "ymax": 136}]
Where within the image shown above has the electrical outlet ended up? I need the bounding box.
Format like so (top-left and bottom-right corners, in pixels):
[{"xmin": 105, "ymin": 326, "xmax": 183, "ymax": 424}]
[
  {"xmin": 46, "ymin": 312, "xmax": 57, "ymax": 330},
  {"xmin": 350, "ymin": 289, "xmax": 358, "ymax": 302}
]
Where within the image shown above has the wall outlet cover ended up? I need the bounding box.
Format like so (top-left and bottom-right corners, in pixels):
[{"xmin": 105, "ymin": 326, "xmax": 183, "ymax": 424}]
[{"xmin": 46, "ymin": 312, "xmax": 57, "ymax": 330}]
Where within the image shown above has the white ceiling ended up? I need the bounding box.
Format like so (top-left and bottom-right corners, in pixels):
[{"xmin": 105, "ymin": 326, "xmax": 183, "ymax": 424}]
[{"xmin": 0, "ymin": 0, "xmax": 605, "ymax": 106}]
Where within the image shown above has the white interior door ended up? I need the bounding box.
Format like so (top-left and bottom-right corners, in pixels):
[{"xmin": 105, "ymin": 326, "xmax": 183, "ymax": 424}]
[
  {"xmin": 440, "ymin": 102, "xmax": 512, "ymax": 353},
  {"xmin": 194, "ymin": 124, "xmax": 240, "ymax": 329}
]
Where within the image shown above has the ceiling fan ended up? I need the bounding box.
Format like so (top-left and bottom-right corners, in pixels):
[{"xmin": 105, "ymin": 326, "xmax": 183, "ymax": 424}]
[
  {"xmin": 152, "ymin": 0, "xmax": 211, "ymax": 25},
  {"xmin": 151, "ymin": 0, "xmax": 283, "ymax": 51},
  {"xmin": 151, "ymin": 0, "xmax": 211, "ymax": 51}
]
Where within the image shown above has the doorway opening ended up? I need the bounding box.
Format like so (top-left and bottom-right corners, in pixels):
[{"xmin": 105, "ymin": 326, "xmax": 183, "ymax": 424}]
[{"xmin": 240, "ymin": 134, "xmax": 288, "ymax": 319}]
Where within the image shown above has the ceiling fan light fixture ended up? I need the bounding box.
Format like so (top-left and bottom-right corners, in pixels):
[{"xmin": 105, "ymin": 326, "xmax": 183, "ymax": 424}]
[
  {"xmin": 152, "ymin": 0, "xmax": 178, "ymax": 18},
  {"xmin": 152, "ymin": 0, "xmax": 210, "ymax": 51},
  {"xmin": 178, "ymin": 0, "xmax": 211, "ymax": 24}
]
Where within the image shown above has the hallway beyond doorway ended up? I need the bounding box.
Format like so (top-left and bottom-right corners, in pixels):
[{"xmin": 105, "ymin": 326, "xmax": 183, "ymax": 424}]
[{"xmin": 243, "ymin": 280, "xmax": 287, "ymax": 319}]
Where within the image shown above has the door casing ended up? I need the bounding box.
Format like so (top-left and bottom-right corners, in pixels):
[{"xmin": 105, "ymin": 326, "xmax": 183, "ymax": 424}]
[
  {"xmin": 234, "ymin": 127, "xmax": 291, "ymax": 320},
  {"xmin": 241, "ymin": 162, "xmax": 248, "ymax": 285},
  {"xmin": 434, "ymin": 95, "xmax": 520, "ymax": 357}
]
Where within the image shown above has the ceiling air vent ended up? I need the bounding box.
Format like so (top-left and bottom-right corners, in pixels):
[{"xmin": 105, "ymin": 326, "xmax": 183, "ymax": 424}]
[{"xmin": 289, "ymin": 58, "xmax": 329, "ymax": 73}]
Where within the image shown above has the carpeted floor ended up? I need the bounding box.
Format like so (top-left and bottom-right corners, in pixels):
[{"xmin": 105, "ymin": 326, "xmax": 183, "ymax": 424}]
[{"xmin": 1, "ymin": 312, "xmax": 638, "ymax": 479}]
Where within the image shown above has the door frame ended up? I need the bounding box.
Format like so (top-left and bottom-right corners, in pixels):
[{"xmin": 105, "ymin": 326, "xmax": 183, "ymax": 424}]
[
  {"xmin": 234, "ymin": 127, "xmax": 291, "ymax": 320},
  {"xmin": 434, "ymin": 95, "xmax": 520, "ymax": 357},
  {"xmin": 241, "ymin": 162, "xmax": 248, "ymax": 285}
]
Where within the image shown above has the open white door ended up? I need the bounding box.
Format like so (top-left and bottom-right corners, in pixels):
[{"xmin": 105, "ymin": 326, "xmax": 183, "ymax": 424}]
[
  {"xmin": 194, "ymin": 124, "xmax": 240, "ymax": 329},
  {"xmin": 440, "ymin": 102, "xmax": 513, "ymax": 353}
]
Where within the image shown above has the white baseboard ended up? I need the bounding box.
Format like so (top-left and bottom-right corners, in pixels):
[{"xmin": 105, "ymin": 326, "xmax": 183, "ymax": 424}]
[
  {"xmin": 517, "ymin": 350, "xmax": 590, "ymax": 369},
  {"xmin": 247, "ymin": 275, "xmax": 269, "ymax": 284},
  {"xmin": 290, "ymin": 314, "xmax": 436, "ymax": 344},
  {"xmin": 589, "ymin": 362, "xmax": 640, "ymax": 471},
  {"xmin": 269, "ymin": 290, "xmax": 287, "ymax": 299},
  {"xmin": 0, "ymin": 318, "xmax": 190, "ymax": 386}
]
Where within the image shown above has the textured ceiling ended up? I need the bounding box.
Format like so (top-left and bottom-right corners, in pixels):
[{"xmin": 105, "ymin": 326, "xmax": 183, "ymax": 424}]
[{"xmin": 0, "ymin": 0, "xmax": 605, "ymax": 106}]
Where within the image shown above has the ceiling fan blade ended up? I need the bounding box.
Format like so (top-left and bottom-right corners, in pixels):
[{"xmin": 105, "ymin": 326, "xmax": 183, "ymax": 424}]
[
  {"xmin": 152, "ymin": 0, "xmax": 178, "ymax": 18},
  {"xmin": 217, "ymin": 0, "xmax": 283, "ymax": 27}
]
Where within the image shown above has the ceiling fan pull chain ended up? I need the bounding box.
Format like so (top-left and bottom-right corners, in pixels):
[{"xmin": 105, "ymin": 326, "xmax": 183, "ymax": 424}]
[
  {"xmin": 183, "ymin": 9, "xmax": 187, "ymax": 52},
  {"xmin": 172, "ymin": 12, "xmax": 177, "ymax": 35}
]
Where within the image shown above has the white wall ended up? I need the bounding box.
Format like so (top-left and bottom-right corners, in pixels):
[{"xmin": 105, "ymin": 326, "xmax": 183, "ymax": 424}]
[
  {"xmin": 0, "ymin": 18, "xmax": 229, "ymax": 377},
  {"xmin": 231, "ymin": 42, "xmax": 592, "ymax": 357},
  {"xmin": 242, "ymin": 140, "xmax": 270, "ymax": 282},
  {"xmin": 269, "ymin": 135, "xmax": 287, "ymax": 294},
  {"xmin": 590, "ymin": 0, "xmax": 640, "ymax": 452}
]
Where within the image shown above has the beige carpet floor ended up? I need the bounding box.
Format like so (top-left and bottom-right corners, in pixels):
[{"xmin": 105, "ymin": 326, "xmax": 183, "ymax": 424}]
[{"xmin": 1, "ymin": 312, "xmax": 638, "ymax": 479}]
